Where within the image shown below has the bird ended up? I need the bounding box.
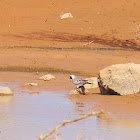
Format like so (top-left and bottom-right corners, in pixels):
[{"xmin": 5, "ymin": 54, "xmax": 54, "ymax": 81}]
[{"xmin": 70, "ymin": 74, "xmax": 92, "ymax": 88}]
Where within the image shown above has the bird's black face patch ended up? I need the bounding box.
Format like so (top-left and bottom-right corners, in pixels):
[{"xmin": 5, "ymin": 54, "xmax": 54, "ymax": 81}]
[{"xmin": 70, "ymin": 76, "xmax": 72, "ymax": 79}]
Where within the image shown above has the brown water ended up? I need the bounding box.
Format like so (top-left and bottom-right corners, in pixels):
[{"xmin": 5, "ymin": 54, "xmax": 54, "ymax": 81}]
[{"xmin": 0, "ymin": 73, "xmax": 140, "ymax": 140}]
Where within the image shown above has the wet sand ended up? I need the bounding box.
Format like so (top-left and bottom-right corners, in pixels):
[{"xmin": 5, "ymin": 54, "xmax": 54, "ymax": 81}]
[{"xmin": 0, "ymin": 47, "xmax": 140, "ymax": 75}]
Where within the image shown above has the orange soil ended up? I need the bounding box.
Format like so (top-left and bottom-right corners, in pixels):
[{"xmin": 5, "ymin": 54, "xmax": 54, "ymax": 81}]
[
  {"xmin": 0, "ymin": 0, "xmax": 140, "ymax": 49},
  {"xmin": 0, "ymin": 0, "xmax": 140, "ymax": 120}
]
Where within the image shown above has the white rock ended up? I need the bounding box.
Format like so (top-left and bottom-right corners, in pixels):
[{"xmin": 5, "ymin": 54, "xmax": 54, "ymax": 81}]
[
  {"xmin": 69, "ymin": 86, "xmax": 88, "ymax": 95},
  {"xmin": 60, "ymin": 13, "xmax": 73, "ymax": 19},
  {"xmin": 39, "ymin": 74, "xmax": 55, "ymax": 81},
  {"xmin": 30, "ymin": 92, "xmax": 40, "ymax": 95},
  {"xmin": 69, "ymin": 89, "xmax": 80, "ymax": 95},
  {"xmin": 84, "ymin": 77, "xmax": 98, "ymax": 89},
  {"xmin": 0, "ymin": 87, "xmax": 13, "ymax": 96},
  {"xmin": 24, "ymin": 83, "xmax": 38, "ymax": 86},
  {"xmin": 98, "ymin": 63, "xmax": 140, "ymax": 95}
]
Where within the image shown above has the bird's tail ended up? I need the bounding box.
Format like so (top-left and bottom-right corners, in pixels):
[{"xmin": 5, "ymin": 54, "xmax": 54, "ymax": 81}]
[
  {"xmin": 83, "ymin": 80, "xmax": 92, "ymax": 85},
  {"xmin": 87, "ymin": 82, "xmax": 92, "ymax": 84}
]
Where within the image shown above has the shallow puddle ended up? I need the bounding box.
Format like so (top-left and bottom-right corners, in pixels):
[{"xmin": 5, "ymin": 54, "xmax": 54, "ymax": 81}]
[{"xmin": 0, "ymin": 72, "xmax": 140, "ymax": 140}]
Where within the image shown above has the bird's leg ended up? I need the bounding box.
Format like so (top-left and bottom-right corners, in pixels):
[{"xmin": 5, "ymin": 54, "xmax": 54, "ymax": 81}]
[
  {"xmin": 77, "ymin": 86, "xmax": 86, "ymax": 95},
  {"xmin": 77, "ymin": 85, "xmax": 82, "ymax": 88}
]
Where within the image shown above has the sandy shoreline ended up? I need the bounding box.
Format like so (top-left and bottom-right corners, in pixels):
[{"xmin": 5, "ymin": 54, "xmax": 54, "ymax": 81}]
[
  {"xmin": 0, "ymin": 45, "xmax": 140, "ymax": 120},
  {"xmin": 0, "ymin": 71, "xmax": 140, "ymax": 122},
  {"xmin": 0, "ymin": 47, "xmax": 140, "ymax": 75}
]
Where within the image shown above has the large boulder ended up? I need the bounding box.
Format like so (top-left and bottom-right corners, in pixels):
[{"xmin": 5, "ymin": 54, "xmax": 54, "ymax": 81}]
[
  {"xmin": 98, "ymin": 63, "xmax": 140, "ymax": 95},
  {"xmin": 0, "ymin": 87, "xmax": 13, "ymax": 96}
]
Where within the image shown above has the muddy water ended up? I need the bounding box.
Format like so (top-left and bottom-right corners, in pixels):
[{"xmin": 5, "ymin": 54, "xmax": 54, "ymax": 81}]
[{"xmin": 0, "ymin": 73, "xmax": 140, "ymax": 140}]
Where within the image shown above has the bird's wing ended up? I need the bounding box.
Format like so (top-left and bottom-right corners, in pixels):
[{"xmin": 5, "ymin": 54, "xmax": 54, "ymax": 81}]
[
  {"xmin": 81, "ymin": 80, "xmax": 88, "ymax": 82},
  {"xmin": 78, "ymin": 79, "xmax": 88, "ymax": 85},
  {"xmin": 80, "ymin": 79, "xmax": 92, "ymax": 85}
]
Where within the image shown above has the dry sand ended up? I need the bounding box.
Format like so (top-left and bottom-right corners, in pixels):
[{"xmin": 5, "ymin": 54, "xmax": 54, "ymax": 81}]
[{"xmin": 0, "ymin": 0, "xmax": 140, "ymax": 120}]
